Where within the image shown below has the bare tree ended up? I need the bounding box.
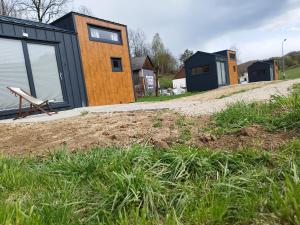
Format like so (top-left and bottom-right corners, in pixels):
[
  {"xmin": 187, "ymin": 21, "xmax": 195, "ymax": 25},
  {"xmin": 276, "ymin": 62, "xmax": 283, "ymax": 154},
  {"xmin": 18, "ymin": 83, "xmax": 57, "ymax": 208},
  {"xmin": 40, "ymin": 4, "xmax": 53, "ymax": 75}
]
[
  {"xmin": 179, "ymin": 49, "xmax": 194, "ymax": 64},
  {"xmin": 20, "ymin": 0, "xmax": 72, "ymax": 23},
  {"xmin": 128, "ymin": 28, "xmax": 150, "ymax": 57},
  {"xmin": 76, "ymin": 5, "xmax": 93, "ymax": 16},
  {"xmin": 151, "ymin": 33, "xmax": 177, "ymax": 73},
  {"xmin": 0, "ymin": 0, "xmax": 22, "ymax": 17}
]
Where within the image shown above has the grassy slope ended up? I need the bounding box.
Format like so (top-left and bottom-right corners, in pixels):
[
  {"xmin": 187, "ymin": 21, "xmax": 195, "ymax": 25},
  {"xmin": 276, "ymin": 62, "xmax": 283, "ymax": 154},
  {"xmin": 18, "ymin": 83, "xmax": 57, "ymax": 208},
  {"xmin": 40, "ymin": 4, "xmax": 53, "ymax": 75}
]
[
  {"xmin": 1, "ymin": 87, "xmax": 300, "ymax": 224},
  {"xmin": 285, "ymin": 65, "xmax": 300, "ymax": 80}
]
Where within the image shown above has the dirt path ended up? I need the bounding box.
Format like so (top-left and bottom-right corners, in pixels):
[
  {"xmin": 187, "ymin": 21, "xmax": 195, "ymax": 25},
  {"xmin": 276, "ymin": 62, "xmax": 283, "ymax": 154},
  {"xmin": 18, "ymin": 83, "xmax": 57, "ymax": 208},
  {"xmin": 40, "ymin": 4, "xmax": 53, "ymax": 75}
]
[
  {"xmin": 1, "ymin": 79, "xmax": 299, "ymax": 124},
  {"xmin": 0, "ymin": 80, "xmax": 299, "ymax": 155}
]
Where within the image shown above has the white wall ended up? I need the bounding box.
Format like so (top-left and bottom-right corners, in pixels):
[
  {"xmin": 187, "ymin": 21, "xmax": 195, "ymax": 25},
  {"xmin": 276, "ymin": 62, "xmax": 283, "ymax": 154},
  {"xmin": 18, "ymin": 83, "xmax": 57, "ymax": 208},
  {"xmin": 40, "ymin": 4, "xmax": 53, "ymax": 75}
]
[{"xmin": 172, "ymin": 78, "xmax": 186, "ymax": 89}]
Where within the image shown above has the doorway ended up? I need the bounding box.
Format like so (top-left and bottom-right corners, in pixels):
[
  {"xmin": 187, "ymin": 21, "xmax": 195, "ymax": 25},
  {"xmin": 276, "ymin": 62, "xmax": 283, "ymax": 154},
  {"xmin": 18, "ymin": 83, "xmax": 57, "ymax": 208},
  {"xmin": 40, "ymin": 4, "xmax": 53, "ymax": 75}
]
[
  {"xmin": 0, "ymin": 38, "xmax": 67, "ymax": 111},
  {"xmin": 217, "ymin": 61, "xmax": 228, "ymax": 86}
]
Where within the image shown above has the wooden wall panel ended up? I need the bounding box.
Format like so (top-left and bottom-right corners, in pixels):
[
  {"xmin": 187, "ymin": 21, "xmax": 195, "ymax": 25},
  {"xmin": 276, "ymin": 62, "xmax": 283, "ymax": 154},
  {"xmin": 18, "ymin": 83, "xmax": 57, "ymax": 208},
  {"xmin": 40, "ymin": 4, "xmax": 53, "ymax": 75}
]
[
  {"xmin": 274, "ymin": 61, "xmax": 279, "ymax": 80},
  {"xmin": 74, "ymin": 15, "xmax": 135, "ymax": 106},
  {"xmin": 227, "ymin": 51, "xmax": 239, "ymax": 85}
]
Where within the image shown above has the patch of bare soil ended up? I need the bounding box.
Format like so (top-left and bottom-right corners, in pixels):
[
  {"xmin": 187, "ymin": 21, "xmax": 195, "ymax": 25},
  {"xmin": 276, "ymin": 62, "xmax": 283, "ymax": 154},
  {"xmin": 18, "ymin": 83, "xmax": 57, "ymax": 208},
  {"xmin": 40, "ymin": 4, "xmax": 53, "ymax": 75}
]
[
  {"xmin": 193, "ymin": 125, "xmax": 294, "ymax": 151},
  {"xmin": 0, "ymin": 110, "xmax": 295, "ymax": 156}
]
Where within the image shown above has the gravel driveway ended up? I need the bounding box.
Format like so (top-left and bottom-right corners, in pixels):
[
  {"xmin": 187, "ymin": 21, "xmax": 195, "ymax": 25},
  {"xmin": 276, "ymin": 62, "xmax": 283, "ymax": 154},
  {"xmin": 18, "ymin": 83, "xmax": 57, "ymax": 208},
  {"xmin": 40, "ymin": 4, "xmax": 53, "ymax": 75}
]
[{"xmin": 1, "ymin": 79, "xmax": 300, "ymax": 123}]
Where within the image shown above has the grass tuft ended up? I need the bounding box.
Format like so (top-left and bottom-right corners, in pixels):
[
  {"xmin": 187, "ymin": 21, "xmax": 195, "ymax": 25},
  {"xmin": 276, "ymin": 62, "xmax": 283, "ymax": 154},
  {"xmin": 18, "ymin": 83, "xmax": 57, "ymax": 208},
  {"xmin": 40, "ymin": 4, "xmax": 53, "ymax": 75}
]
[
  {"xmin": 1, "ymin": 141, "xmax": 300, "ymax": 224},
  {"xmin": 212, "ymin": 84, "xmax": 300, "ymax": 135}
]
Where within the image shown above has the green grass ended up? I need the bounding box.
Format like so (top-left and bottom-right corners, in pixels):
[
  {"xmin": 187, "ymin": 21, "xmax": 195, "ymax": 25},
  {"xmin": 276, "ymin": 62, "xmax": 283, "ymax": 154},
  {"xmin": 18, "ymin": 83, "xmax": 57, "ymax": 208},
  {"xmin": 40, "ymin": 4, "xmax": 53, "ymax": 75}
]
[
  {"xmin": 158, "ymin": 73, "xmax": 175, "ymax": 89},
  {"xmin": 2, "ymin": 83, "xmax": 300, "ymax": 224},
  {"xmin": 211, "ymin": 84, "xmax": 300, "ymax": 135},
  {"xmin": 137, "ymin": 92, "xmax": 199, "ymax": 102},
  {"xmin": 1, "ymin": 141, "xmax": 300, "ymax": 225},
  {"xmin": 281, "ymin": 64, "xmax": 300, "ymax": 80}
]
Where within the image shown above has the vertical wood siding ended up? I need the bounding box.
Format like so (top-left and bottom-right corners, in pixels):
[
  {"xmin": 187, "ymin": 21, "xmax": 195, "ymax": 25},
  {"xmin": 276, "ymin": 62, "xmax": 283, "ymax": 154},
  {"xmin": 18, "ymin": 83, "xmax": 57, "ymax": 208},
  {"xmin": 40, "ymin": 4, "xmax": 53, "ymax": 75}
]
[
  {"xmin": 74, "ymin": 15, "xmax": 135, "ymax": 106},
  {"xmin": 227, "ymin": 50, "xmax": 239, "ymax": 85}
]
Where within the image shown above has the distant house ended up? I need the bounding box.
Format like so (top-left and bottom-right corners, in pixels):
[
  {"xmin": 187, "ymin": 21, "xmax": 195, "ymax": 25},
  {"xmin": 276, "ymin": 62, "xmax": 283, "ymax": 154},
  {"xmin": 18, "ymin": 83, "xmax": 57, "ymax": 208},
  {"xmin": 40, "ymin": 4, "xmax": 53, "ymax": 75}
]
[
  {"xmin": 173, "ymin": 65, "xmax": 186, "ymax": 89},
  {"xmin": 248, "ymin": 60, "xmax": 279, "ymax": 82},
  {"xmin": 185, "ymin": 50, "xmax": 239, "ymax": 92},
  {"xmin": 132, "ymin": 56, "xmax": 156, "ymax": 97}
]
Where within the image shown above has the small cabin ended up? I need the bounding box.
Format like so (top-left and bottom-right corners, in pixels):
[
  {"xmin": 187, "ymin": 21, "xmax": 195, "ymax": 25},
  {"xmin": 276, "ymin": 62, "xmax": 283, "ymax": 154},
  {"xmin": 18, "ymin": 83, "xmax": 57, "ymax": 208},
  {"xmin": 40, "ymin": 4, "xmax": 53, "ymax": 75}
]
[
  {"xmin": 0, "ymin": 15, "xmax": 87, "ymax": 119},
  {"xmin": 248, "ymin": 60, "xmax": 279, "ymax": 82},
  {"xmin": 52, "ymin": 12, "xmax": 135, "ymax": 106},
  {"xmin": 131, "ymin": 56, "xmax": 156, "ymax": 97},
  {"xmin": 185, "ymin": 50, "xmax": 238, "ymax": 92}
]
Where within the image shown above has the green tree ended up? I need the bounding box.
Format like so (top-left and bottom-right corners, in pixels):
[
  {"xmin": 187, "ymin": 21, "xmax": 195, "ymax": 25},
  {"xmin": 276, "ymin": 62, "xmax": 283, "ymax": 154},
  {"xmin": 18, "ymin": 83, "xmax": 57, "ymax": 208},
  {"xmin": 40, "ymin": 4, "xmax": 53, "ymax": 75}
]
[{"xmin": 151, "ymin": 33, "xmax": 177, "ymax": 74}]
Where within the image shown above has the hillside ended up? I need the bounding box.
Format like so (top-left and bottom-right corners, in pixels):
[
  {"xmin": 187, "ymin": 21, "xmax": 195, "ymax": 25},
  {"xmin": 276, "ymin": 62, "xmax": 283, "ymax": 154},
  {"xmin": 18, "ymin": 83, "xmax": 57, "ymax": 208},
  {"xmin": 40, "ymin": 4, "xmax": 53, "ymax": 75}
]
[{"xmin": 238, "ymin": 50, "xmax": 300, "ymax": 77}]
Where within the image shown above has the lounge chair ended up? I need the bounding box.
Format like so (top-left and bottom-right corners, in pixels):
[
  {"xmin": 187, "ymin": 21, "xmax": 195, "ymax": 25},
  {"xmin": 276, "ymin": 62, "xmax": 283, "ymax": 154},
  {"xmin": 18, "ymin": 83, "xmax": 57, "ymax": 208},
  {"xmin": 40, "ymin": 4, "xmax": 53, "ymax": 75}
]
[{"xmin": 7, "ymin": 87, "xmax": 57, "ymax": 119}]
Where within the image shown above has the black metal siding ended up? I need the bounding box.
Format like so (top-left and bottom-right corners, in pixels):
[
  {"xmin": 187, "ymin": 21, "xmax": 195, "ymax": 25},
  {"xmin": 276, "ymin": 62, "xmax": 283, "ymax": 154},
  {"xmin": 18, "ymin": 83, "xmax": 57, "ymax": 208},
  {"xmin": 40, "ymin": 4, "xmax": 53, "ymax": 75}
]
[
  {"xmin": 0, "ymin": 21, "xmax": 87, "ymax": 119},
  {"xmin": 185, "ymin": 52, "xmax": 219, "ymax": 92},
  {"xmin": 51, "ymin": 14, "xmax": 75, "ymax": 32},
  {"xmin": 248, "ymin": 62, "xmax": 271, "ymax": 82}
]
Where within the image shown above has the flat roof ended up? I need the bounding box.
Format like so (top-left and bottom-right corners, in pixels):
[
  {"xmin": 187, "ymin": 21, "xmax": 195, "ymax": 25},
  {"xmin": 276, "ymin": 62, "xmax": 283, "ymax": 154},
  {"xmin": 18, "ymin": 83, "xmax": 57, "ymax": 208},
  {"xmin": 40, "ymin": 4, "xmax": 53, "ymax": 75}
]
[
  {"xmin": 0, "ymin": 15, "xmax": 75, "ymax": 34},
  {"xmin": 52, "ymin": 11, "xmax": 127, "ymax": 27}
]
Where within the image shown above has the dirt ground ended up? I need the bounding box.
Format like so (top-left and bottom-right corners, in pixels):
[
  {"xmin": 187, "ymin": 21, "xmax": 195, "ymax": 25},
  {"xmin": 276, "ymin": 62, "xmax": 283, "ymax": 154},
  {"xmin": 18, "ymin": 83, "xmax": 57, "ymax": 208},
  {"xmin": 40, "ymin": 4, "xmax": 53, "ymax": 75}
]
[{"xmin": 0, "ymin": 110, "xmax": 294, "ymax": 156}]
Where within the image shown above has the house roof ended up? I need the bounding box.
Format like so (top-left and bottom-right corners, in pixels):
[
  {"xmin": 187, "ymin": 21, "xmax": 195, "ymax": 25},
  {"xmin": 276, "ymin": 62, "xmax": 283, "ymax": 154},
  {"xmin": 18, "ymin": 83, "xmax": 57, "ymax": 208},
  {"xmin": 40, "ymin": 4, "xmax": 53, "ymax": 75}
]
[
  {"xmin": 52, "ymin": 11, "xmax": 126, "ymax": 28},
  {"xmin": 0, "ymin": 15, "xmax": 73, "ymax": 33},
  {"xmin": 131, "ymin": 56, "xmax": 154, "ymax": 71},
  {"xmin": 250, "ymin": 60, "xmax": 275, "ymax": 67},
  {"xmin": 131, "ymin": 56, "xmax": 146, "ymax": 71}
]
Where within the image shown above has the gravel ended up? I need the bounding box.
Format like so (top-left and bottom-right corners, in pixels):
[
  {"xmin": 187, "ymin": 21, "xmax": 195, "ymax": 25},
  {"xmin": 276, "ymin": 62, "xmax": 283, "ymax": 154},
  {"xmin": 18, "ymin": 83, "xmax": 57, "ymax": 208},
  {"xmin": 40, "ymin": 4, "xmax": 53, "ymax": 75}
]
[{"xmin": 1, "ymin": 79, "xmax": 300, "ymax": 123}]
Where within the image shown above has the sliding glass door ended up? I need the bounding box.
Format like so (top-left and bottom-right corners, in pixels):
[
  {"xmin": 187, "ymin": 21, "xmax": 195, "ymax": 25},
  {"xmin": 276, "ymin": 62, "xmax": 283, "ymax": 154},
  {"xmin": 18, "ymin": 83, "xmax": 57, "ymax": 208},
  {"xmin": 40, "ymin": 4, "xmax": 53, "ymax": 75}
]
[
  {"xmin": 27, "ymin": 43, "xmax": 64, "ymax": 103},
  {"xmin": 217, "ymin": 61, "xmax": 227, "ymax": 86},
  {"xmin": 0, "ymin": 38, "xmax": 66, "ymax": 112},
  {"xmin": 0, "ymin": 38, "xmax": 30, "ymax": 110}
]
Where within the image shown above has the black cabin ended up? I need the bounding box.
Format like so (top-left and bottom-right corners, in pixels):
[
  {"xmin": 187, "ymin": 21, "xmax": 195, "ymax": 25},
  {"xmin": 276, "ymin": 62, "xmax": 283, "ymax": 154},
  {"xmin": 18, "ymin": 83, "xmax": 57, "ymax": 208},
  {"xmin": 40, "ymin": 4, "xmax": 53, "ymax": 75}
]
[
  {"xmin": 185, "ymin": 51, "xmax": 229, "ymax": 92},
  {"xmin": 0, "ymin": 15, "xmax": 87, "ymax": 119},
  {"xmin": 248, "ymin": 60, "xmax": 278, "ymax": 82}
]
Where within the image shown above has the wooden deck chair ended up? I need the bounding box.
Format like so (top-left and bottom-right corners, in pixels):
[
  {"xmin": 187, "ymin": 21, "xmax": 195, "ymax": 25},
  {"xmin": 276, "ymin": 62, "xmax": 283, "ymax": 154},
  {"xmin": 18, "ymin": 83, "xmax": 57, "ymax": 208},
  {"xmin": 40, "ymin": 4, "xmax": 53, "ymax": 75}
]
[{"xmin": 7, "ymin": 87, "xmax": 57, "ymax": 119}]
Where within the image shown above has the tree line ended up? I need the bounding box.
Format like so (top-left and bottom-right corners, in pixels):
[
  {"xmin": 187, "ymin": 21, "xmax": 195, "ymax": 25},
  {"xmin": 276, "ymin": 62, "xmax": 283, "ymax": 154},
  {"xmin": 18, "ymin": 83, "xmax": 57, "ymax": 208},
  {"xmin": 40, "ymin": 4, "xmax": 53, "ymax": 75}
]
[
  {"xmin": 0, "ymin": 0, "xmax": 194, "ymax": 75},
  {"xmin": 0, "ymin": 0, "xmax": 92, "ymax": 23},
  {"xmin": 129, "ymin": 28, "xmax": 194, "ymax": 75}
]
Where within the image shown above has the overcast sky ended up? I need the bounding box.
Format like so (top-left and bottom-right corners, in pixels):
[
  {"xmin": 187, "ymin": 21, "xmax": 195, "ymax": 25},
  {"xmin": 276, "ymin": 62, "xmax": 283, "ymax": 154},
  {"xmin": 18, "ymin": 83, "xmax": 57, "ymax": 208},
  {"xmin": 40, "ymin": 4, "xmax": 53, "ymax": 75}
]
[{"xmin": 73, "ymin": 0, "xmax": 300, "ymax": 63}]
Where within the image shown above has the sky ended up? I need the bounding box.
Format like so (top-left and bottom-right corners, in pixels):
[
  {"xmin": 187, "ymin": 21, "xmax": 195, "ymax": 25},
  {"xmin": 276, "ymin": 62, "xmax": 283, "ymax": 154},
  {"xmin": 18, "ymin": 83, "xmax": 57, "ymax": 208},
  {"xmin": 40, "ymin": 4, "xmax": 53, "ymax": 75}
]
[{"xmin": 73, "ymin": 0, "xmax": 300, "ymax": 63}]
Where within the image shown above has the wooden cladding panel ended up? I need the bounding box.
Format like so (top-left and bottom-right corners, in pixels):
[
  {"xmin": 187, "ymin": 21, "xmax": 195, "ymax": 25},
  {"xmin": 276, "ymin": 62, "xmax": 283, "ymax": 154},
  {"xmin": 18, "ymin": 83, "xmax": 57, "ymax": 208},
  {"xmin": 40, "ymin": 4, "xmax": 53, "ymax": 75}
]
[
  {"xmin": 74, "ymin": 15, "xmax": 135, "ymax": 106},
  {"xmin": 227, "ymin": 51, "xmax": 239, "ymax": 85},
  {"xmin": 274, "ymin": 62, "xmax": 279, "ymax": 80}
]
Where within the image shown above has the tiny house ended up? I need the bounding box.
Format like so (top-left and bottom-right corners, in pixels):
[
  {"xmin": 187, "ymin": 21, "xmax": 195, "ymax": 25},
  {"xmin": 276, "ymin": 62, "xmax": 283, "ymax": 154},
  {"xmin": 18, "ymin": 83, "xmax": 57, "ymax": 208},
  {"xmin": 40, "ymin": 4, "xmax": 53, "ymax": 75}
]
[
  {"xmin": 52, "ymin": 12, "xmax": 135, "ymax": 106},
  {"xmin": 185, "ymin": 50, "xmax": 238, "ymax": 92},
  {"xmin": 248, "ymin": 60, "xmax": 279, "ymax": 82},
  {"xmin": 0, "ymin": 15, "xmax": 87, "ymax": 118},
  {"xmin": 131, "ymin": 56, "xmax": 156, "ymax": 96}
]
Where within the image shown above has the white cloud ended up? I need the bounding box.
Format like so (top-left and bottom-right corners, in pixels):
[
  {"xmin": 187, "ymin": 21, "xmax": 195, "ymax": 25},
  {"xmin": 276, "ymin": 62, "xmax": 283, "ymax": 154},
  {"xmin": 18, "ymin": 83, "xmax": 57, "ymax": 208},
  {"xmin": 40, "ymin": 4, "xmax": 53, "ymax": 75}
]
[{"xmin": 72, "ymin": 0, "xmax": 300, "ymax": 62}]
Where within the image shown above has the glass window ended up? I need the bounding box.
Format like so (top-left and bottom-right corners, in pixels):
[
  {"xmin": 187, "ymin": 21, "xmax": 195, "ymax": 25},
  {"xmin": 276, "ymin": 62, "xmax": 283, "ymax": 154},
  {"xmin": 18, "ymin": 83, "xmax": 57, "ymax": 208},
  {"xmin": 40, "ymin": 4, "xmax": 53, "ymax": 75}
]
[
  {"xmin": 89, "ymin": 25, "xmax": 122, "ymax": 44},
  {"xmin": 111, "ymin": 58, "xmax": 123, "ymax": 72},
  {"xmin": 229, "ymin": 53, "xmax": 236, "ymax": 60},
  {"xmin": 191, "ymin": 65, "xmax": 209, "ymax": 75},
  {"xmin": 0, "ymin": 38, "xmax": 31, "ymax": 111},
  {"xmin": 27, "ymin": 43, "xmax": 64, "ymax": 103},
  {"xmin": 233, "ymin": 65, "xmax": 237, "ymax": 72}
]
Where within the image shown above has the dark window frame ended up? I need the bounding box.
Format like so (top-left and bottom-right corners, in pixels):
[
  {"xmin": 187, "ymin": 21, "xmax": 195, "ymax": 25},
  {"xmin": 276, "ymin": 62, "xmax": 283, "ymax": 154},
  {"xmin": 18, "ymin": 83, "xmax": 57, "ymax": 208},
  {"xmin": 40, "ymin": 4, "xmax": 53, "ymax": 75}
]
[
  {"xmin": 111, "ymin": 57, "xmax": 123, "ymax": 72},
  {"xmin": 88, "ymin": 24, "xmax": 123, "ymax": 45},
  {"xmin": 229, "ymin": 53, "xmax": 236, "ymax": 60},
  {"xmin": 0, "ymin": 36, "xmax": 69, "ymax": 115},
  {"xmin": 233, "ymin": 65, "xmax": 237, "ymax": 72},
  {"xmin": 191, "ymin": 65, "xmax": 210, "ymax": 76}
]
